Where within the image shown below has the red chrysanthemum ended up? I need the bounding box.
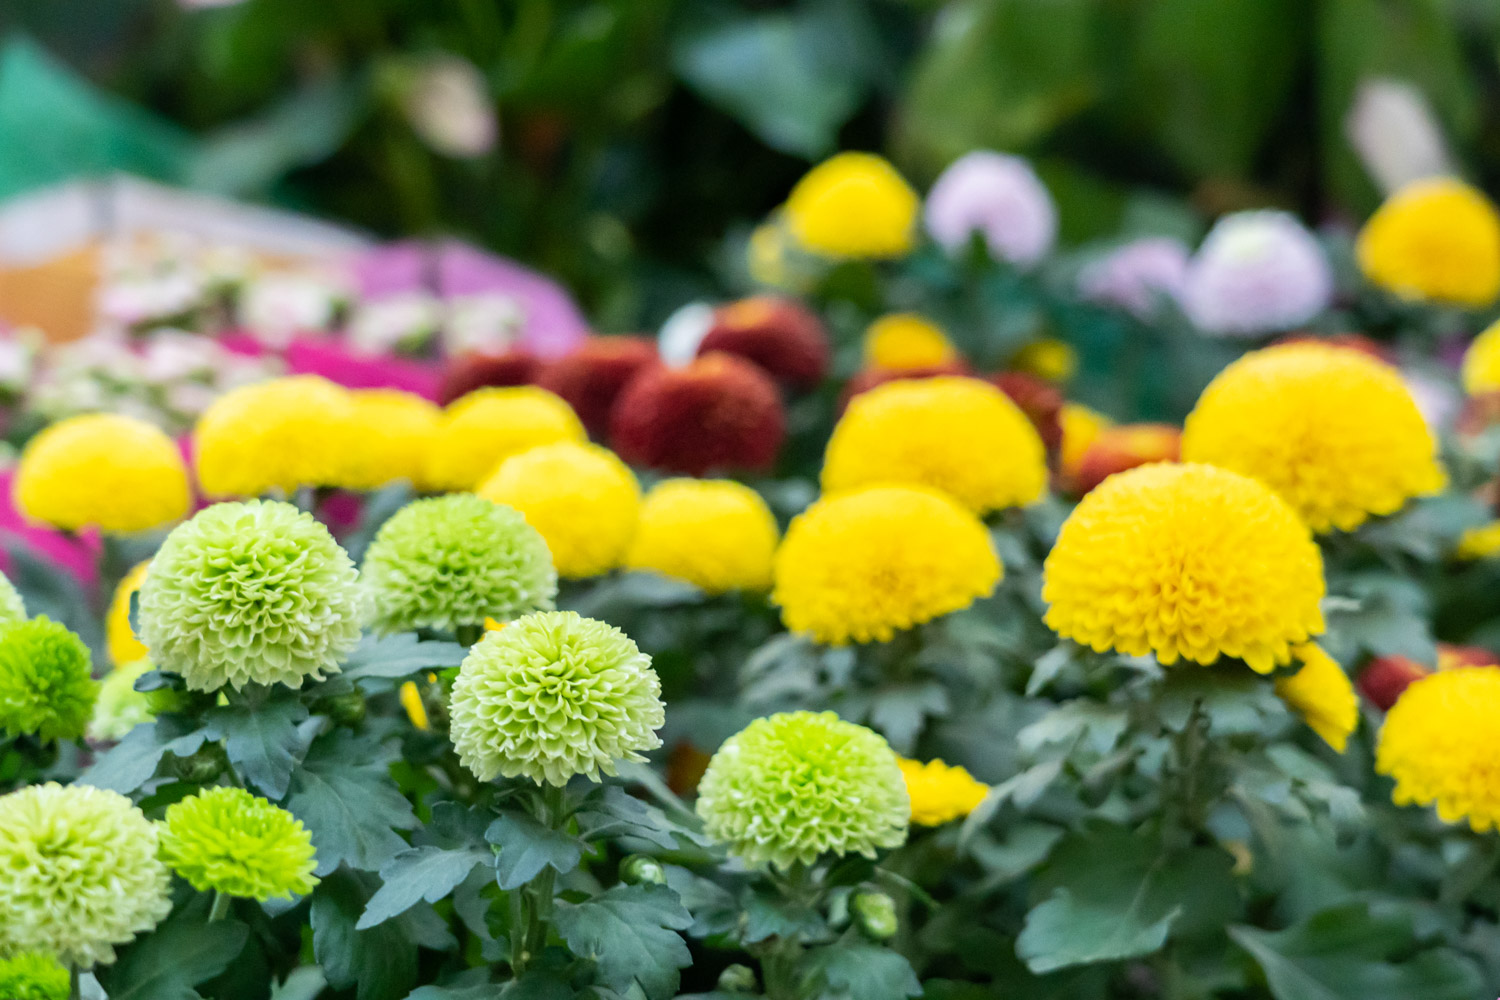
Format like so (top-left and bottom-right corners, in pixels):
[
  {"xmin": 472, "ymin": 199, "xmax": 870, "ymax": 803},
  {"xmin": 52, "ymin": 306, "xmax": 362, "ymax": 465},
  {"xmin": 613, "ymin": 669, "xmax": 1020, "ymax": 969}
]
[
  {"xmin": 990, "ymin": 371, "xmax": 1064, "ymax": 450},
  {"xmin": 439, "ymin": 350, "xmax": 541, "ymax": 405},
  {"xmin": 610, "ymin": 353, "xmax": 785, "ymax": 475},
  {"xmin": 536, "ymin": 336, "xmax": 658, "ymax": 438},
  {"xmin": 839, "ymin": 362, "xmax": 973, "ymax": 411},
  {"xmin": 697, "ymin": 296, "xmax": 831, "ymax": 389},
  {"xmin": 1070, "ymin": 423, "xmax": 1182, "ymax": 495}
]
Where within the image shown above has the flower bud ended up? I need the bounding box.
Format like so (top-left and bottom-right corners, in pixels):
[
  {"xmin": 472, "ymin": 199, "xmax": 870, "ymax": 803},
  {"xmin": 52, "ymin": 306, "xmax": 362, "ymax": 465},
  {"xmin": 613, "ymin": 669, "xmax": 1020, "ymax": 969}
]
[
  {"xmin": 619, "ymin": 854, "xmax": 667, "ymax": 886},
  {"xmin": 851, "ymin": 890, "xmax": 899, "ymax": 941},
  {"xmin": 717, "ymin": 964, "xmax": 758, "ymax": 994}
]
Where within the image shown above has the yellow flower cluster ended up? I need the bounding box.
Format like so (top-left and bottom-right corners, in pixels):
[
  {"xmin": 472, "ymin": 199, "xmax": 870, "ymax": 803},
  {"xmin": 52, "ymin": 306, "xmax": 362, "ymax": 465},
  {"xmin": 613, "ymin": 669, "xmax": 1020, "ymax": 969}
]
[
  {"xmin": 106, "ymin": 562, "xmax": 152, "ymax": 667},
  {"xmin": 1357, "ymin": 177, "xmax": 1500, "ymax": 308},
  {"xmin": 898, "ymin": 758, "xmax": 989, "ymax": 826},
  {"xmin": 1461, "ymin": 319, "xmax": 1500, "ymax": 395},
  {"xmin": 862, "ymin": 314, "xmax": 957, "ymax": 370},
  {"xmin": 339, "ymin": 389, "xmax": 442, "ymax": 491},
  {"xmin": 1274, "ymin": 644, "xmax": 1358, "ymax": 752},
  {"xmin": 1377, "ymin": 667, "xmax": 1500, "ymax": 831},
  {"xmin": 194, "ymin": 375, "xmax": 357, "ymax": 498},
  {"xmin": 784, "ymin": 153, "xmax": 919, "ymax": 259},
  {"xmin": 425, "ymin": 386, "xmax": 586, "ymax": 492},
  {"xmin": 626, "ymin": 479, "xmax": 780, "ymax": 593}
]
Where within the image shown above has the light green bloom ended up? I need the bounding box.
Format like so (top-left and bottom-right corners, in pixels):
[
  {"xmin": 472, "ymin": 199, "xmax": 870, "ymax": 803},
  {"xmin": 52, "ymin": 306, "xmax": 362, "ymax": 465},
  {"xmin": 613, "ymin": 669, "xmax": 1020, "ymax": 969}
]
[
  {"xmin": 139, "ymin": 500, "xmax": 365, "ymax": 691},
  {"xmin": 0, "ymin": 617, "xmax": 96, "ymax": 743},
  {"xmin": 0, "ymin": 952, "xmax": 69, "ymax": 1000},
  {"xmin": 87, "ymin": 659, "xmax": 159, "ymax": 742},
  {"xmin": 159, "ymin": 787, "xmax": 319, "ymax": 901},
  {"xmin": 696, "ymin": 711, "xmax": 910, "ymax": 870},
  {"xmin": 0, "ymin": 569, "xmax": 26, "ymax": 629},
  {"xmin": 360, "ymin": 493, "xmax": 556, "ymax": 634},
  {"xmin": 0, "ymin": 783, "xmax": 172, "ymax": 968},
  {"xmin": 449, "ymin": 611, "xmax": 663, "ymax": 786}
]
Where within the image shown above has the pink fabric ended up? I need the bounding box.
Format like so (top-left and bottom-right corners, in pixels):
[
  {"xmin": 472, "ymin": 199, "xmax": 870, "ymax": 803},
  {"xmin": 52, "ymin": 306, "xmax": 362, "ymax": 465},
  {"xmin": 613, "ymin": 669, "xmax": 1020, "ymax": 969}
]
[
  {"xmin": 0, "ymin": 470, "xmax": 100, "ymax": 586},
  {"xmin": 217, "ymin": 333, "xmax": 443, "ymax": 400}
]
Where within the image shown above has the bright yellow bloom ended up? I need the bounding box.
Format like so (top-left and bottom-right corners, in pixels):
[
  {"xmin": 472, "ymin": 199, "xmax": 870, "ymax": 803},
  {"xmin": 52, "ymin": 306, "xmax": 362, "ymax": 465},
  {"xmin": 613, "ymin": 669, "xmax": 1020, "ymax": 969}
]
[
  {"xmin": 1275, "ymin": 643, "xmax": 1358, "ymax": 752},
  {"xmin": 1012, "ymin": 338, "xmax": 1077, "ymax": 383},
  {"xmin": 1456, "ymin": 520, "xmax": 1500, "ymax": 559},
  {"xmin": 15, "ymin": 414, "xmax": 190, "ymax": 533},
  {"xmin": 748, "ymin": 220, "xmax": 793, "ymax": 289},
  {"xmin": 1356, "ymin": 176, "xmax": 1500, "ymax": 308},
  {"xmin": 862, "ymin": 314, "xmax": 957, "ymax": 370},
  {"xmin": 1182, "ymin": 343, "xmax": 1444, "ymax": 533},
  {"xmin": 784, "ymin": 152, "xmax": 918, "ymax": 259},
  {"xmin": 773, "ymin": 485, "xmax": 1001, "ymax": 645},
  {"xmin": 426, "ymin": 386, "xmax": 585, "ymax": 492},
  {"xmin": 822, "ymin": 376, "xmax": 1046, "ymax": 513},
  {"xmin": 476, "ymin": 442, "xmax": 639, "ymax": 578},
  {"xmin": 194, "ymin": 375, "xmax": 357, "ymax": 498},
  {"xmin": 106, "ymin": 561, "xmax": 151, "ymax": 667},
  {"xmin": 1058, "ymin": 403, "xmax": 1112, "ymax": 481},
  {"xmin": 897, "ymin": 758, "xmax": 989, "ymax": 826},
  {"xmin": 1043, "ymin": 463, "xmax": 1325, "ymax": 673},
  {"xmin": 399, "ymin": 681, "xmax": 430, "ymax": 731},
  {"xmin": 1461, "ymin": 318, "xmax": 1500, "ymax": 395},
  {"xmin": 626, "ymin": 479, "xmax": 779, "ymax": 593},
  {"xmin": 1376, "ymin": 666, "xmax": 1500, "ymax": 831},
  {"xmin": 336, "ymin": 389, "xmax": 442, "ymax": 491}
]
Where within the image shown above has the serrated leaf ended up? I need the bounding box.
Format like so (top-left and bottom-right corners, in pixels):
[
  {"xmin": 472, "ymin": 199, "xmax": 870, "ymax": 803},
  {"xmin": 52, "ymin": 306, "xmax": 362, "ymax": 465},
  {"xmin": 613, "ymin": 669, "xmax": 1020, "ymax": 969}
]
[
  {"xmin": 358, "ymin": 845, "xmax": 494, "ymax": 929},
  {"xmin": 204, "ymin": 693, "xmax": 310, "ymax": 799},
  {"xmin": 799, "ymin": 942, "xmax": 922, "ymax": 1000},
  {"xmin": 575, "ymin": 785, "xmax": 710, "ymax": 850},
  {"xmin": 554, "ymin": 884, "xmax": 692, "ymax": 999},
  {"xmin": 313, "ymin": 869, "xmax": 453, "ymax": 1000},
  {"xmin": 742, "ymin": 885, "xmax": 826, "ymax": 944},
  {"xmin": 485, "ymin": 811, "xmax": 583, "ymax": 890},
  {"xmin": 338, "ymin": 633, "xmax": 469, "ymax": 683},
  {"xmin": 286, "ymin": 732, "xmax": 418, "ymax": 874},
  {"xmin": 100, "ymin": 912, "xmax": 248, "ymax": 1000},
  {"xmin": 80, "ymin": 720, "xmax": 208, "ymax": 793}
]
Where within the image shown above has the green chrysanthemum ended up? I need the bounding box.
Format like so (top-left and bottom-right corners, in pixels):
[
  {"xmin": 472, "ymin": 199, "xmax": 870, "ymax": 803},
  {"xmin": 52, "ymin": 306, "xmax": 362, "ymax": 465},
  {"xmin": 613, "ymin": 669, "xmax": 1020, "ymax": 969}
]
[
  {"xmin": 696, "ymin": 711, "xmax": 910, "ymax": 870},
  {"xmin": 449, "ymin": 611, "xmax": 664, "ymax": 786},
  {"xmin": 87, "ymin": 659, "xmax": 160, "ymax": 742},
  {"xmin": 0, "ymin": 569, "xmax": 26, "ymax": 629},
  {"xmin": 0, "ymin": 783, "xmax": 172, "ymax": 968},
  {"xmin": 159, "ymin": 787, "xmax": 319, "ymax": 901},
  {"xmin": 0, "ymin": 617, "xmax": 96, "ymax": 743},
  {"xmin": 0, "ymin": 952, "xmax": 69, "ymax": 1000},
  {"xmin": 139, "ymin": 500, "xmax": 365, "ymax": 691},
  {"xmin": 360, "ymin": 494, "xmax": 557, "ymax": 634}
]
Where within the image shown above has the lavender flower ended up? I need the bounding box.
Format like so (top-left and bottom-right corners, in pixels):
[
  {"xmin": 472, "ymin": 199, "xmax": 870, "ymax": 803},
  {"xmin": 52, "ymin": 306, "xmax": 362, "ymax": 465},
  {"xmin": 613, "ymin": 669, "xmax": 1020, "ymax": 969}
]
[
  {"xmin": 1078, "ymin": 237, "xmax": 1190, "ymax": 319},
  {"xmin": 924, "ymin": 152, "xmax": 1057, "ymax": 268},
  {"xmin": 1182, "ymin": 211, "xmax": 1333, "ymax": 337}
]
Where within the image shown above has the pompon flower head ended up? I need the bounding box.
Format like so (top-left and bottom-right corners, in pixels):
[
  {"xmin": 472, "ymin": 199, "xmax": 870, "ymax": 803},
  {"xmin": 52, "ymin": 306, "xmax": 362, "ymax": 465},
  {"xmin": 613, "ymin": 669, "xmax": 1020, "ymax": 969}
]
[
  {"xmin": 626, "ymin": 479, "xmax": 780, "ymax": 593},
  {"xmin": 439, "ymin": 349, "xmax": 541, "ymax": 405},
  {"xmin": 1275, "ymin": 644, "xmax": 1358, "ymax": 752},
  {"xmin": 698, "ymin": 296, "xmax": 830, "ymax": 389},
  {"xmin": 924, "ymin": 151, "xmax": 1057, "ymax": 268},
  {"xmin": 696, "ymin": 711, "xmax": 909, "ymax": 869},
  {"xmin": 426, "ymin": 386, "xmax": 586, "ymax": 491},
  {"xmin": 336, "ymin": 389, "xmax": 442, "ymax": 491},
  {"xmin": 0, "ymin": 783, "xmax": 172, "ymax": 968},
  {"xmin": 15, "ymin": 413, "xmax": 190, "ymax": 532},
  {"xmin": 475, "ymin": 442, "xmax": 641, "ymax": 579},
  {"xmin": 0, "ymin": 569, "xmax": 25, "ymax": 631},
  {"xmin": 1376, "ymin": 667, "xmax": 1500, "ymax": 831},
  {"xmin": 1357, "ymin": 176, "xmax": 1500, "ymax": 307},
  {"xmin": 360, "ymin": 493, "xmax": 556, "ymax": 633},
  {"xmin": 0, "ymin": 952, "xmax": 69, "ymax": 1000},
  {"xmin": 194, "ymin": 375, "xmax": 358, "ymax": 498},
  {"xmin": 991, "ymin": 371, "xmax": 1065, "ymax": 451},
  {"xmin": 822, "ymin": 376, "xmax": 1046, "ymax": 513},
  {"xmin": 1182, "ymin": 211, "xmax": 1333, "ymax": 336},
  {"xmin": 449, "ymin": 611, "xmax": 664, "ymax": 786},
  {"xmin": 898, "ymin": 758, "xmax": 990, "ymax": 826},
  {"xmin": 1461, "ymin": 318, "xmax": 1500, "ymax": 395},
  {"xmin": 773, "ymin": 486, "xmax": 1001, "ymax": 645},
  {"xmin": 106, "ymin": 561, "xmax": 148, "ymax": 666},
  {"xmin": 0, "ymin": 617, "xmax": 96, "ymax": 743},
  {"xmin": 88, "ymin": 659, "xmax": 160, "ymax": 742},
  {"xmin": 1042, "ymin": 463, "xmax": 1325, "ymax": 673},
  {"xmin": 1078, "ymin": 237, "xmax": 1191, "ymax": 319},
  {"xmin": 862, "ymin": 313, "xmax": 958, "ymax": 371},
  {"xmin": 784, "ymin": 152, "xmax": 919, "ymax": 259},
  {"xmin": 611, "ymin": 354, "xmax": 786, "ymax": 476},
  {"xmin": 159, "ymin": 787, "xmax": 318, "ymax": 901},
  {"xmin": 139, "ymin": 500, "xmax": 364, "ymax": 691},
  {"xmin": 1072, "ymin": 423, "xmax": 1182, "ymax": 496},
  {"xmin": 1057, "ymin": 402, "xmax": 1112, "ymax": 487},
  {"xmin": 536, "ymin": 337, "xmax": 658, "ymax": 437},
  {"xmin": 1182, "ymin": 342, "xmax": 1445, "ymax": 532}
]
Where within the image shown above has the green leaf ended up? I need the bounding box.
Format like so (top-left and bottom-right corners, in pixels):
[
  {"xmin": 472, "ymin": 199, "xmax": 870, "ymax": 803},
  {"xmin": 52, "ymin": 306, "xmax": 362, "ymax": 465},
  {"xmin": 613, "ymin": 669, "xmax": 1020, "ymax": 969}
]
[
  {"xmin": 313, "ymin": 869, "xmax": 453, "ymax": 1000},
  {"xmin": 742, "ymin": 885, "xmax": 827, "ymax": 944},
  {"xmin": 485, "ymin": 811, "xmax": 583, "ymax": 891},
  {"xmin": 338, "ymin": 634, "xmax": 469, "ymax": 684},
  {"xmin": 203, "ymin": 691, "xmax": 311, "ymax": 799},
  {"xmin": 1230, "ymin": 902, "xmax": 1482, "ymax": 1000},
  {"xmin": 286, "ymin": 731, "xmax": 419, "ymax": 874},
  {"xmin": 799, "ymin": 942, "xmax": 922, "ymax": 1000},
  {"xmin": 100, "ymin": 912, "xmax": 248, "ymax": 1000},
  {"xmin": 575, "ymin": 785, "xmax": 711, "ymax": 850},
  {"xmin": 553, "ymin": 884, "xmax": 693, "ymax": 999},
  {"xmin": 80, "ymin": 720, "xmax": 208, "ymax": 793},
  {"xmin": 358, "ymin": 845, "xmax": 494, "ymax": 929}
]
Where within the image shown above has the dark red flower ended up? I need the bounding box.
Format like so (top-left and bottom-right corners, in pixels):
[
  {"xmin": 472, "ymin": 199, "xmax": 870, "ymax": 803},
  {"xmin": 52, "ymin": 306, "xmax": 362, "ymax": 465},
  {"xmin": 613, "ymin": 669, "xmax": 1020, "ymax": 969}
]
[
  {"xmin": 439, "ymin": 350, "xmax": 541, "ymax": 405},
  {"xmin": 1070, "ymin": 423, "xmax": 1182, "ymax": 495},
  {"xmin": 839, "ymin": 362, "xmax": 973, "ymax": 411},
  {"xmin": 698, "ymin": 296, "xmax": 830, "ymax": 389},
  {"xmin": 536, "ymin": 336, "xmax": 658, "ymax": 438},
  {"xmin": 1357, "ymin": 655, "xmax": 1431, "ymax": 711},
  {"xmin": 990, "ymin": 371, "xmax": 1065, "ymax": 450}
]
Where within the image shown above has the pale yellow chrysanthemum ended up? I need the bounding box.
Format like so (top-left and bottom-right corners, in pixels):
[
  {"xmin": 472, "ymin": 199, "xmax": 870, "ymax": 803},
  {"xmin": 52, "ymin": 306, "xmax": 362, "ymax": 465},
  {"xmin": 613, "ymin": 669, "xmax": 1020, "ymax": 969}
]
[
  {"xmin": 1461, "ymin": 319, "xmax": 1500, "ymax": 395},
  {"xmin": 1356, "ymin": 176, "xmax": 1500, "ymax": 308},
  {"xmin": 1376, "ymin": 667, "xmax": 1500, "ymax": 831},
  {"xmin": 773, "ymin": 485, "xmax": 1001, "ymax": 645},
  {"xmin": 1042, "ymin": 463, "xmax": 1325, "ymax": 673},
  {"xmin": 1058, "ymin": 403, "xmax": 1112, "ymax": 481},
  {"xmin": 15, "ymin": 414, "xmax": 190, "ymax": 533},
  {"xmin": 822, "ymin": 376, "xmax": 1046, "ymax": 513},
  {"xmin": 1275, "ymin": 643, "xmax": 1358, "ymax": 752},
  {"xmin": 425, "ymin": 386, "xmax": 586, "ymax": 492},
  {"xmin": 476, "ymin": 442, "xmax": 640, "ymax": 579},
  {"xmin": 194, "ymin": 375, "xmax": 358, "ymax": 498},
  {"xmin": 106, "ymin": 561, "xmax": 150, "ymax": 667},
  {"xmin": 784, "ymin": 153, "xmax": 919, "ymax": 259},
  {"xmin": 1456, "ymin": 520, "xmax": 1500, "ymax": 559},
  {"xmin": 336, "ymin": 389, "xmax": 442, "ymax": 491},
  {"xmin": 1182, "ymin": 343, "xmax": 1445, "ymax": 533},
  {"xmin": 897, "ymin": 758, "xmax": 990, "ymax": 826},
  {"xmin": 862, "ymin": 314, "xmax": 957, "ymax": 371},
  {"xmin": 625, "ymin": 479, "xmax": 780, "ymax": 593}
]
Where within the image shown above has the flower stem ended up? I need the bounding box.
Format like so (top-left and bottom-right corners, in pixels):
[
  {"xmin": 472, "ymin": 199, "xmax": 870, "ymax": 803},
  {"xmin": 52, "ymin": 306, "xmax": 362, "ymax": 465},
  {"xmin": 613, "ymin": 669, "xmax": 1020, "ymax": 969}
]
[
  {"xmin": 69, "ymin": 964, "xmax": 80, "ymax": 1000},
  {"xmin": 208, "ymin": 891, "xmax": 232, "ymax": 922},
  {"xmin": 455, "ymin": 623, "xmax": 483, "ymax": 647}
]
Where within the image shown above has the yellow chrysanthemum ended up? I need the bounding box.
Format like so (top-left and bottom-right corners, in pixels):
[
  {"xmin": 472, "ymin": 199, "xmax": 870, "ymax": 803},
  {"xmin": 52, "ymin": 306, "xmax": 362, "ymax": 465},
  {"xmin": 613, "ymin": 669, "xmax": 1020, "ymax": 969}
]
[
  {"xmin": 194, "ymin": 375, "xmax": 357, "ymax": 498},
  {"xmin": 475, "ymin": 441, "xmax": 640, "ymax": 578},
  {"xmin": 426, "ymin": 386, "xmax": 586, "ymax": 492},
  {"xmin": 822, "ymin": 376, "xmax": 1046, "ymax": 513},
  {"xmin": 1042, "ymin": 463, "xmax": 1325, "ymax": 673},
  {"xmin": 625, "ymin": 479, "xmax": 780, "ymax": 593},
  {"xmin": 1275, "ymin": 643, "xmax": 1358, "ymax": 752},
  {"xmin": 773, "ymin": 485, "xmax": 1001, "ymax": 645},
  {"xmin": 1011, "ymin": 338, "xmax": 1077, "ymax": 383},
  {"xmin": 1461, "ymin": 319, "xmax": 1500, "ymax": 395},
  {"xmin": 1181, "ymin": 343, "xmax": 1445, "ymax": 533},
  {"xmin": 1356, "ymin": 176, "xmax": 1500, "ymax": 308},
  {"xmin": 784, "ymin": 152, "xmax": 918, "ymax": 259},
  {"xmin": 15, "ymin": 414, "xmax": 190, "ymax": 533},
  {"xmin": 1376, "ymin": 667, "xmax": 1500, "ymax": 831},
  {"xmin": 748, "ymin": 220, "xmax": 793, "ymax": 289},
  {"xmin": 862, "ymin": 314, "xmax": 957, "ymax": 371},
  {"xmin": 1058, "ymin": 403, "xmax": 1112, "ymax": 480},
  {"xmin": 106, "ymin": 561, "xmax": 150, "ymax": 667},
  {"xmin": 399, "ymin": 680, "xmax": 430, "ymax": 731},
  {"xmin": 1456, "ymin": 520, "xmax": 1500, "ymax": 559},
  {"xmin": 336, "ymin": 389, "xmax": 442, "ymax": 491},
  {"xmin": 897, "ymin": 758, "xmax": 990, "ymax": 826}
]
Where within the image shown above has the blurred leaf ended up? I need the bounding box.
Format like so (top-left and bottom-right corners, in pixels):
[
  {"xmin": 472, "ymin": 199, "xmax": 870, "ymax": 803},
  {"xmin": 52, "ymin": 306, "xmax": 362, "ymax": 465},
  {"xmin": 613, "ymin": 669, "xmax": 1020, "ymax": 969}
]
[{"xmin": 798, "ymin": 942, "xmax": 923, "ymax": 1000}]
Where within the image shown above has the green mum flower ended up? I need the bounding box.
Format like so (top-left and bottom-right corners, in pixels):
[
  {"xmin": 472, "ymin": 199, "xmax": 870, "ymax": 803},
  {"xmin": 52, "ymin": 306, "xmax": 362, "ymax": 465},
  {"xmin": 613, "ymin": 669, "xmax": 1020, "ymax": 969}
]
[
  {"xmin": 696, "ymin": 711, "xmax": 910, "ymax": 870},
  {"xmin": 449, "ymin": 611, "xmax": 664, "ymax": 786},
  {"xmin": 0, "ymin": 952, "xmax": 69, "ymax": 1000},
  {"xmin": 139, "ymin": 500, "xmax": 365, "ymax": 691},
  {"xmin": 87, "ymin": 659, "xmax": 160, "ymax": 742},
  {"xmin": 0, "ymin": 569, "xmax": 26, "ymax": 629},
  {"xmin": 0, "ymin": 783, "xmax": 172, "ymax": 968},
  {"xmin": 0, "ymin": 617, "xmax": 96, "ymax": 743},
  {"xmin": 360, "ymin": 494, "xmax": 557, "ymax": 634},
  {"xmin": 159, "ymin": 786, "xmax": 319, "ymax": 901}
]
